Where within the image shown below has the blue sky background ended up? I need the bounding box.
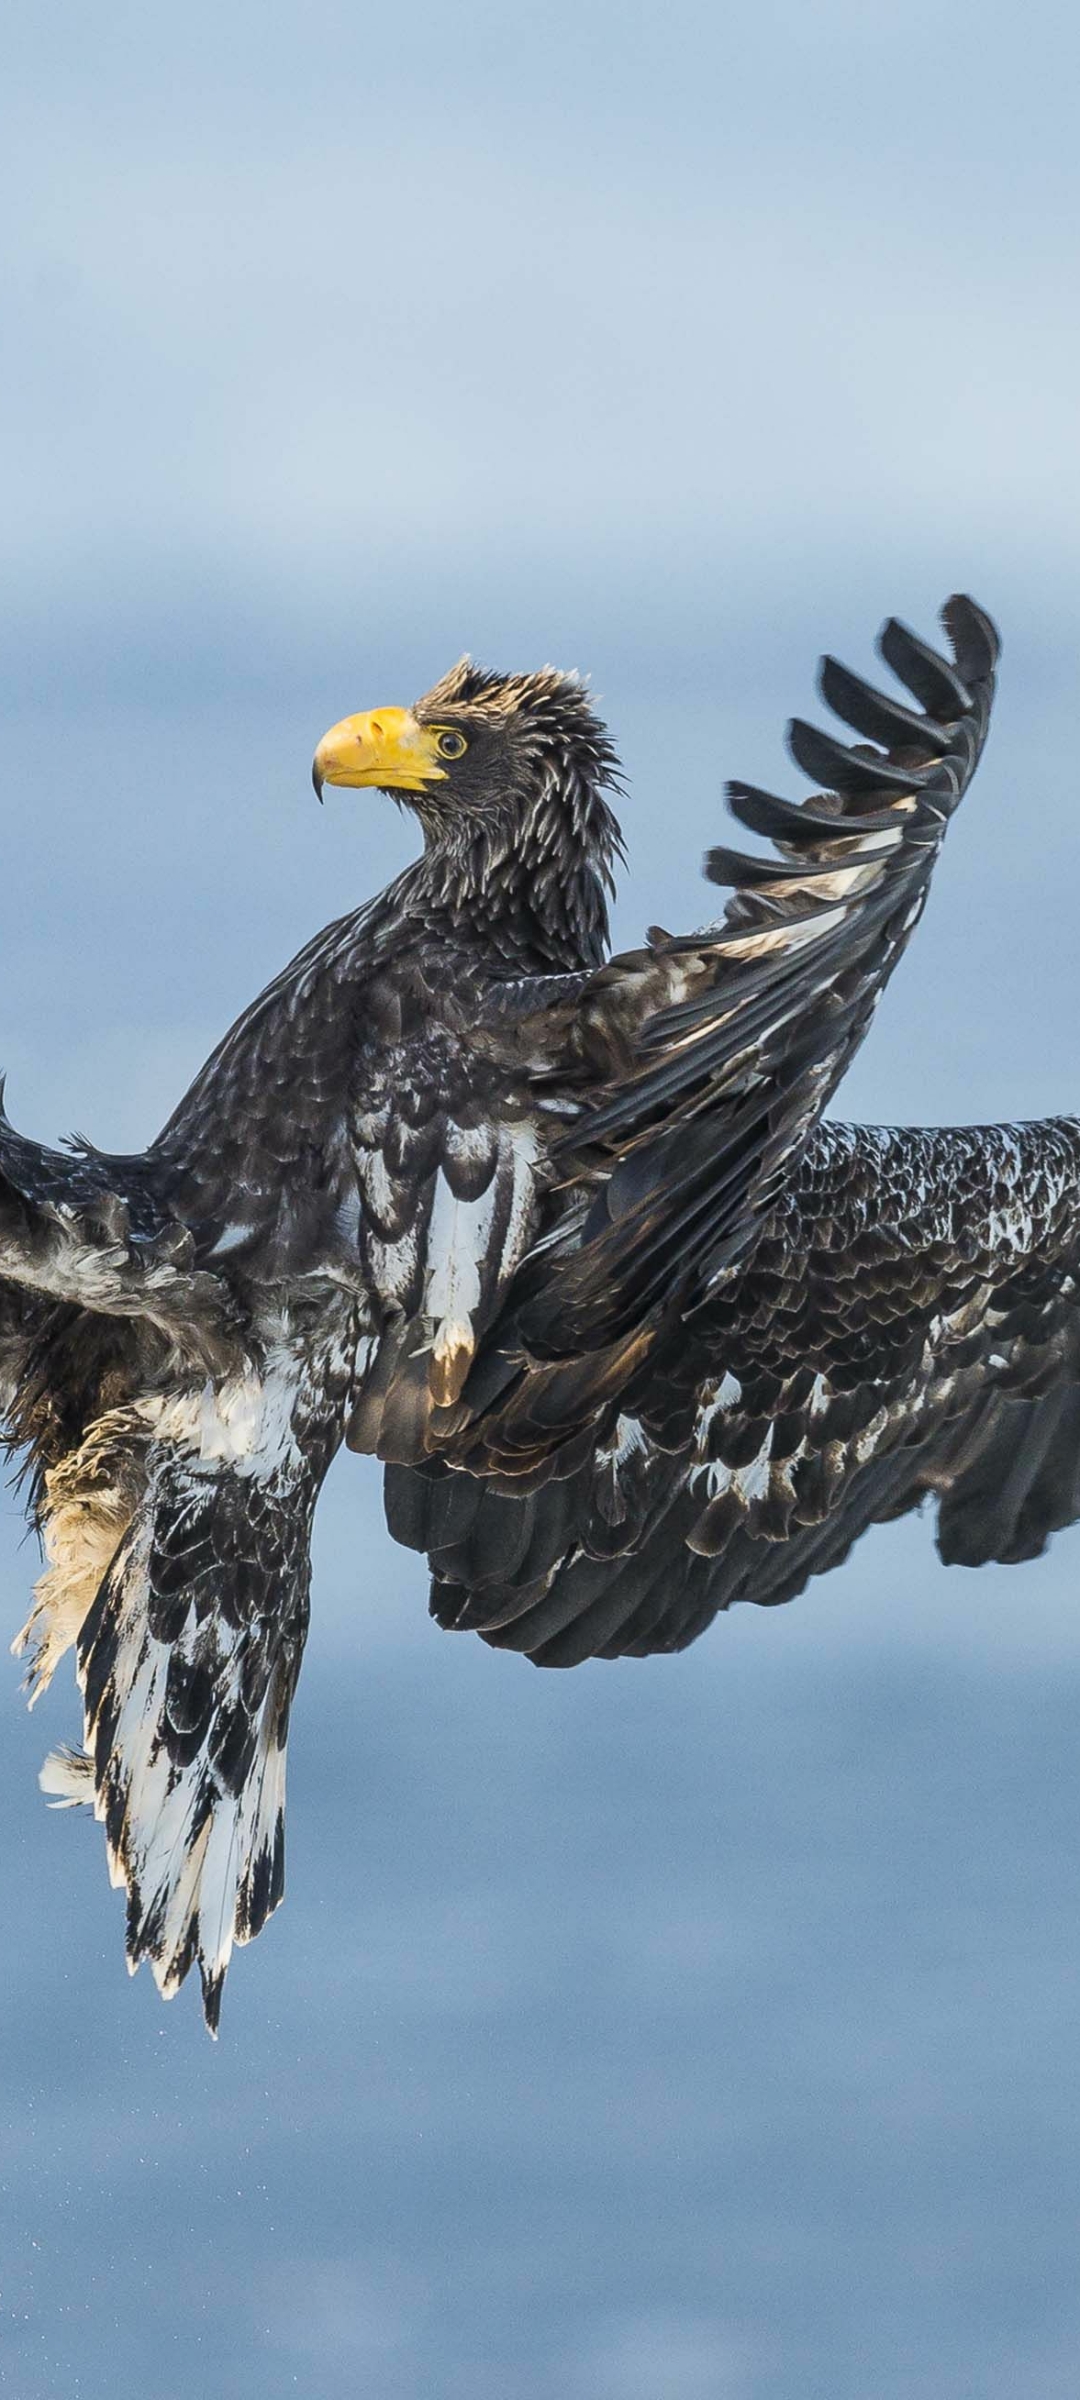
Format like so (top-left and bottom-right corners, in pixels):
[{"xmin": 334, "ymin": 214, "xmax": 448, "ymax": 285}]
[{"xmin": 3, "ymin": 4, "xmax": 1080, "ymax": 2394}]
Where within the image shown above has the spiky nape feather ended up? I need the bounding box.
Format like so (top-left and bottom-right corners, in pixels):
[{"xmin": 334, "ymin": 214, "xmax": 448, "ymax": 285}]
[{"xmin": 408, "ymin": 658, "xmax": 625, "ymax": 968}]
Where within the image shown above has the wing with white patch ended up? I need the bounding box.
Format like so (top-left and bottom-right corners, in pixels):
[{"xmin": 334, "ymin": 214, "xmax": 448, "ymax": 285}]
[
  {"xmin": 427, "ymin": 596, "xmax": 1000, "ymax": 1483},
  {"xmin": 389, "ymin": 1115, "xmax": 1080, "ymax": 1661},
  {"xmin": 345, "ymin": 1028, "xmax": 545, "ymax": 1462}
]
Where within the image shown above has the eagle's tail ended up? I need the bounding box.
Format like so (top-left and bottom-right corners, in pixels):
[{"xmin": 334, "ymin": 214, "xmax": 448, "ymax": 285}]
[{"xmin": 22, "ymin": 1420, "xmax": 317, "ymax": 2032}]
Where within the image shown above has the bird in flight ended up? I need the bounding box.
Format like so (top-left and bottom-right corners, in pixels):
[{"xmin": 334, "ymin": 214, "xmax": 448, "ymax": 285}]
[{"xmin": 4, "ymin": 593, "xmax": 1076, "ymax": 2031}]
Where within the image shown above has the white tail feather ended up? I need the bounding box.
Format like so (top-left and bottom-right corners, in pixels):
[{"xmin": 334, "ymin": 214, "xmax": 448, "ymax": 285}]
[
  {"xmin": 34, "ymin": 1419, "xmax": 315, "ymax": 2032},
  {"xmin": 39, "ymin": 1744, "xmax": 95, "ymax": 1807}
]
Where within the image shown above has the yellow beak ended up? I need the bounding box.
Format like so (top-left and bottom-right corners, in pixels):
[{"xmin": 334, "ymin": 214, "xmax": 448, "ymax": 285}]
[{"xmin": 311, "ymin": 706, "xmax": 449, "ymax": 798}]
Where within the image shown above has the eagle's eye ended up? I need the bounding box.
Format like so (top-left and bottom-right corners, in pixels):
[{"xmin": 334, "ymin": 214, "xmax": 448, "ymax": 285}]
[{"xmin": 434, "ymin": 729, "xmax": 468, "ymax": 760}]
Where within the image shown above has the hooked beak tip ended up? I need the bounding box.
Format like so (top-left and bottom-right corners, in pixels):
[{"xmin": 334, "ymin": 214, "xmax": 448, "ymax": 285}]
[{"xmin": 311, "ymin": 762, "xmax": 324, "ymax": 803}]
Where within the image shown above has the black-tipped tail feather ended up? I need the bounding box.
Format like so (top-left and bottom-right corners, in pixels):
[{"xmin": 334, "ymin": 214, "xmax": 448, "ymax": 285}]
[{"xmin": 61, "ymin": 1450, "xmax": 313, "ymax": 2030}]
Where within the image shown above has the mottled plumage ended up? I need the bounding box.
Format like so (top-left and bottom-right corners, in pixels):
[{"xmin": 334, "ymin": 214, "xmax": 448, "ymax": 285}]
[{"xmin": 5, "ymin": 596, "xmax": 1076, "ymax": 2030}]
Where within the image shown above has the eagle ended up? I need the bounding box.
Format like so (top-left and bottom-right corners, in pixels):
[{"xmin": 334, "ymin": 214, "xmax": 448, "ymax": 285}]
[{"xmin": 4, "ymin": 592, "xmax": 1078, "ymax": 2031}]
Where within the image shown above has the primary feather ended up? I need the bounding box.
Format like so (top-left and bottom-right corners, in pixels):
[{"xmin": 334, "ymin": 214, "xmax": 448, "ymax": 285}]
[{"xmin": 5, "ymin": 592, "xmax": 1077, "ymax": 2030}]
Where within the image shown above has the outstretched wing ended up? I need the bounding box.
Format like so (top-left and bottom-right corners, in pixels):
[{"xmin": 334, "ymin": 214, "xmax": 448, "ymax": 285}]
[
  {"xmin": 428, "ymin": 594, "xmax": 1000, "ymax": 1480},
  {"xmin": 391, "ymin": 1115, "xmax": 1080, "ymax": 1663},
  {"xmin": 0, "ymin": 1101, "xmax": 242, "ymax": 1378}
]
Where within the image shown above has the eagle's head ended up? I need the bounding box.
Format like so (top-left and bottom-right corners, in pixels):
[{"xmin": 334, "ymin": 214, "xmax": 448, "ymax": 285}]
[
  {"xmin": 312, "ymin": 657, "xmax": 624, "ymax": 968},
  {"xmin": 314, "ymin": 656, "xmax": 618, "ymax": 821}
]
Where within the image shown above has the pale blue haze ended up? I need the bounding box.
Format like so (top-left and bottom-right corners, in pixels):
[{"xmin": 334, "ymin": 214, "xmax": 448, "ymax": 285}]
[{"xmin": 3, "ymin": 4, "xmax": 1080, "ymax": 2394}]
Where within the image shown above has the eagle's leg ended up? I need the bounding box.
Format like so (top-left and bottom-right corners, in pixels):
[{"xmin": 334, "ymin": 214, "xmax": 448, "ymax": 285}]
[{"xmin": 12, "ymin": 1406, "xmax": 152, "ymax": 1701}]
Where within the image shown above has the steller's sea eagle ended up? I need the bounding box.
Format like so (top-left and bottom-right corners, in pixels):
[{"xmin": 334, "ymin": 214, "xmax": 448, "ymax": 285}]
[{"xmin": 4, "ymin": 593, "xmax": 1079, "ymax": 2030}]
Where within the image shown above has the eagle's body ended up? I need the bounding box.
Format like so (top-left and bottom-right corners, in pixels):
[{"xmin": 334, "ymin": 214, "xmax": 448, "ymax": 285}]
[{"xmin": 5, "ymin": 598, "xmax": 1079, "ymax": 2029}]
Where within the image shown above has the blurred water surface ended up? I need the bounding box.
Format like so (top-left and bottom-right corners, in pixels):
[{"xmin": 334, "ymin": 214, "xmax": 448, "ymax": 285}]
[{"xmin": 3, "ymin": 4, "xmax": 1080, "ymax": 2393}]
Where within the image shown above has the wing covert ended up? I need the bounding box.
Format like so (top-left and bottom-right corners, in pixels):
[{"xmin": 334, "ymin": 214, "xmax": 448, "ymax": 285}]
[{"xmin": 393, "ymin": 1115, "xmax": 1080, "ymax": 1663}]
